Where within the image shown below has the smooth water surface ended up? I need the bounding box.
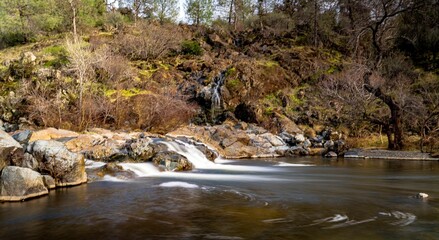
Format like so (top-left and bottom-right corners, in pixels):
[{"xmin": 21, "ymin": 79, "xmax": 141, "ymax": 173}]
[{"xmin": 1, "ymin": 157, "xmax": 439, "ymax": 240}]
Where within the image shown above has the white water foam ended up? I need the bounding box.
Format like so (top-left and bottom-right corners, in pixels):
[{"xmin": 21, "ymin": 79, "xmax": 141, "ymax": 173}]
[
  {"xmin": 160, "ymin": 140, "xmax": 278, "ymax": 172},
  {"xmin": 101, "ymin": 175, "xmax": 127, "ymax": 182},
  {"xmin": 159, "ymin": 181, "xmax": 199, "ymax": 188},
  {"xmin": 85, "ymin": 159, "xmax": 106, "ymax": 169},
  {"xmin": 120, "ymin": 163, "xmax": 160, "ymax": 177},
  {"xmin": 276, "ymin": 162, "xmax": 314, "ymax": 167}
]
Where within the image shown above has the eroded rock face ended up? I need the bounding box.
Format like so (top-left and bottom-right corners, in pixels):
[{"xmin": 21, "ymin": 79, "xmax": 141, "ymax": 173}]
[
  {"xmin": 152, "ymin": 151, "xmax": 193, "ymax": 171},
  {"xmin": 28, "ymin": 140, "xmax": 87, "ymax": 187},
  {"xmin": 0, "ymin": 166, "xmax": 48, "ymax": 201},
  {"xmin": 0, "ymin": 130, "xmax": 24, "ymax": 170}
]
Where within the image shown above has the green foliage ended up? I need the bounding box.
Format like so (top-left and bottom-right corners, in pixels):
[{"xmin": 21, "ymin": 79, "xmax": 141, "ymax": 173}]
[
  {"xmin": 181, "ymin": 40, "xmax": 203, "ymax": 56},
  {"xmin": 43, "ymin": 45, "xmax": 69, "ymax": 68},
  {"xmin": 185, "ymin": 0, "xmax": 214, "ymax": 25}
]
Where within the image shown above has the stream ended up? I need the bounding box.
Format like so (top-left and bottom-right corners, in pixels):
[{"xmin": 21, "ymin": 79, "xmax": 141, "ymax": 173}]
[{"xmin": 1, "ymin": 156, "xmax": 439, "ymax": 239}]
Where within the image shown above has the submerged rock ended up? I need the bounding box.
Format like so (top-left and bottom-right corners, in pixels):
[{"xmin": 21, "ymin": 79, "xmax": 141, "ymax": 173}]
[
  {"xmin": 0, "ymin": 166, "xmax": 48, "ymax": 201},
  {"xmin": 28, "ymin": 140, "xmax": 87, "ymax": 187}
]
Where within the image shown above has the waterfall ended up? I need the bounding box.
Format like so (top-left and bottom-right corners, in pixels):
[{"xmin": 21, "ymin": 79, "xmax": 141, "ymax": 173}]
[
  {"xmin": 159, "ymin": 140, "xmax": 217, "ymax": 169},
  {"xmin": 211, "ymin": 70, "xmax": 227, "ymax": 119}
]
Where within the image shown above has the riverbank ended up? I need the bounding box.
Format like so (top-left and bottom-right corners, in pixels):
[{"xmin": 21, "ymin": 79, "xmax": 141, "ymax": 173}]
[{"xmin": 345, "ymin": 149, "xmax": 439, "ymax": 161}]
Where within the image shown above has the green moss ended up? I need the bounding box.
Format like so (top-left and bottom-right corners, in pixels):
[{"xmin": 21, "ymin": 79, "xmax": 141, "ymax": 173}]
[
  {"xmin": 104, "ymin": 88, "xmax": 151, "ymax": 99},
  {"xmin": 226, "ymin": 67, "xmax": 236, "ymax": 76},
  {"xmin": 258, "ymin": 60, "xmax": 279, "ymax": 68},
  {"xmin": 42, "ymin": 45, "xmax": 69, "ymax": 67},
  {"xmin": 225, "ymin": 78, "xmax": 242, "ymax": 91}
]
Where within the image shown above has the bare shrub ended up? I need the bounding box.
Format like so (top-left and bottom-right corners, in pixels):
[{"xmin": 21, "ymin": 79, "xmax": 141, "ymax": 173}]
[{"xmin": 114, "ymin": 22, "xmax": 183, "ymax": 60}]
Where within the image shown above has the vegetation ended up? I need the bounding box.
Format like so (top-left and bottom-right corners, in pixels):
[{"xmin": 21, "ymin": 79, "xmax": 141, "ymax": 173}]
[{"xmin": 0, "ymin": 0, "xmax": 438, "ymax": 152}]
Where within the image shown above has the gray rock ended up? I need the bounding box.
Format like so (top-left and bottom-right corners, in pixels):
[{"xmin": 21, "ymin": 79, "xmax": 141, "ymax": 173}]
[
  {"xmin": 324, "ymin": 140, "xmax": 335, "ymax": 150},
  {"xmin": 0, "ymin": 130, "xmax": 24, "ymax": 170},
  {"xmin": 0, "ymin": 166, "xmax": 48, "ymax": 201},
  {"xmin": 28, "ymin": 140, "xmax": 87, "ymax": 187},
  {"xmin": 12, "ymin": 130, "xmax": 33, "ymax": 145},
  {"xmin": 126, "ymin": 137, "xmax": 155, "ymax": 161},
  {"xmin": 86, "ymin": 162, "xmax": 136, "ymax": 181},
  {"xmin": 152, "ymin": 151, "xmax": 193, "ymax": 171},
  {"xmin": 303, "ymin": 139, "xmax": 312, "ymax": 148},
  {"xmin": 325, "ymin": 151, "xmax": 338, "ymax": 158},
  {"xmin": 42, "ymin": 175, "xmax": 56, "ymax": 189}
]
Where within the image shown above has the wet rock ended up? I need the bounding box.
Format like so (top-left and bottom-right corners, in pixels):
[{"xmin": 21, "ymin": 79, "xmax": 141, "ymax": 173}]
[
  {"xmin": 42, "ymin": 175, "xmax": 56, "ymax": 189},
  {"xmin": 0, "ymin": 166, "xmax": 48, "ymax": 201},
  {"xmin": 152, "ymin": 151, "xmax": 193, "ymax": 171},
  {"xmin": 286, "ymin": 146, "xmax": 309, "ymax": 156},
  {"xmin": 415, "ymin": 193, "xmax": 429, "ymax": 199},
  {"xmin": 125, "ymin": 137, "xmax": 155, "ymax": 162},
  {"xmin": 28, "ymin": 140, "xmax": 87, "ymax": 187},
  {"xmin": 0, "ymin": 130, "xmax": 24, "ymax": 170},
  {"xmin": 86, "ymin": 162, "xmax": 136, "ymax": 181},
  {"xmin": 325, "ymin": 151, "xmax": 338, "ymax": 158}
]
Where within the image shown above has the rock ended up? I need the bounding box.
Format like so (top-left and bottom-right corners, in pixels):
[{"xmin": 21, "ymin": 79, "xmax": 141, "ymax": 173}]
[
  {"xmin": 275, "ymin": 113, "xmax": 303, "ymax": 135},
  {"xmin": 21, "ymin": 52, "xmax": 37, "ymax": 64},
  {"xmin": 86, "ymin": 162, "xmax": 136, "ymax": 181},
  {"xmin": 294, "ymin": 134, "xmax": 306, "ymax": 143},
  {"xmin": 325, "ymin": 151, "xmax": 338, "ymax": 158},
  {"xmin": 415, "ymin": 193, "xmax": 429, "ymax": 199},
  {"xmin": 303, "ymin": 139, "xmax": 312, "ymax": 148},
  {"xmin": 30, "ymin": 128, "xmax": 79, "ymax": 142},
  {"xmin": 29, "ymin": 140, "xmax": 87, "ymax": 186},
  {"xmin": 125, "ymin": 137, "xmax": 155, "ymax": 161},
  {"xmin": 260, "ymin": 133, "xmax": 285, "ymax": 147},
  {"xmin": 12, "ymin": 130, "xmax": 33, "ymax": 145},
  {"xmin": 42, "ymin": 175, "xmax": 56, "ymax": 189},
  {"xmin": 152, "ymin": 151, "xmax": 193, "ymax": 171},
  {"xmin": 0, "ymin": 166, "xmax": 48, "ymax": 201},
  {"xmin": 333, "ymin": 140, "xmax": 348, "ymax": 156},
  {"xmin": 324, "ymin": 140, "xmax": 335, "ymax": 150},
  {"xmin": 286, "ymin": 146, "xmax": 309, "ymax": 156},
  {"xmin": 0, "ymin": 130, "xmax": 24, "ymax": 170}
]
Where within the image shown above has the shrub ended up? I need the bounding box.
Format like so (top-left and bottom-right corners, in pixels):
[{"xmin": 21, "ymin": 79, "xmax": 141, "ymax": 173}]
[
  {"xmin": 114, "ymin": 22, "xmax": 183, "ymax": 60},
  {"xmin": 181, "ymin": 40, "xmax": 203, "ymax": 56}
]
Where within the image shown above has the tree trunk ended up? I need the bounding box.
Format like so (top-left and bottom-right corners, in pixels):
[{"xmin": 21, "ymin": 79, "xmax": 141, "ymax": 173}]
[
  {"xmin": 68, "ymin": 0, "xmax": 78, "ymax": 43},
  {"xmin": 364, "ymin": 72, "xmax": 404, "ymax": 150}
]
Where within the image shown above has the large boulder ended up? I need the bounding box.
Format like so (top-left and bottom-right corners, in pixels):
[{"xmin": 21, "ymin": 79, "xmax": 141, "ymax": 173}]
[
  {"xmin": 125, "ymin": 136, "xmax": 155, "ymax": 161},
  {"xmin": 28, "ymin": 140, "xmax": 87, "ymax": 187},
  {"xmin": 0, "ymin": 130, "xmax": 24, "ymax": 170},
  {"xmin": 152, "ymin": 151, "xmax": 193, "ymax": 171},
  {"xmin": 0, "ymin": 166, "xmax": 48, "ymax": 201}
]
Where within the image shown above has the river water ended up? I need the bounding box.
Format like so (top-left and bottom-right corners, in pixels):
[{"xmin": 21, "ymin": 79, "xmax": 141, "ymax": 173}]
[{"xmin": 1, "ymin": 157, "xmax": 439, "ymax": 240}]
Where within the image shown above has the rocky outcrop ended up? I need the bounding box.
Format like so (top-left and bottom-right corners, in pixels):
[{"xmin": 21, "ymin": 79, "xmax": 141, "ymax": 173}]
[
  {"xmin": 0, "ymin": 130, "xmax": 24, "ymax": 170},
  {"xmin": 152, "ymin": 151, "xmax": 193, "ymax": 171},
  {"xmin": 169, "ymin": 123, "xmax": 288, "ymax": 159},
  {"xmin": 0, "ymin": 166, "xmax": 48, "ymax": 201},
  {"xmin": 27, "ymin": 140, "xmax": 87, "ymax": 187}
]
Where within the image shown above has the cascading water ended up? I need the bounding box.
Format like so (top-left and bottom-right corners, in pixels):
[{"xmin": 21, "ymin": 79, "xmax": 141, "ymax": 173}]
[{"xmin": 211, "ymin": 70, "xmax": 227, "ymax": 120}]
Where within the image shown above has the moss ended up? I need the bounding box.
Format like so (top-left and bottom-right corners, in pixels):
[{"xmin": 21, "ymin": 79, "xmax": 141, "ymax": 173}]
[
  {"xmin": 181, "ymin": 40, "xmax": 203, "ymax": 56},
  {"xmin": 104, "ymin": 88, "xmax": 151, "ymax": 100},
  {"xmin": 226, "ymin": 67, "xmax": 236, "ymax": 76},
  {"xmin": 225, "ymin": 78, "xmax": 242, "ymax": 91},
  {"xmin": 258, "ymin": 60, "xmax": 279, "ymax": 68}
]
